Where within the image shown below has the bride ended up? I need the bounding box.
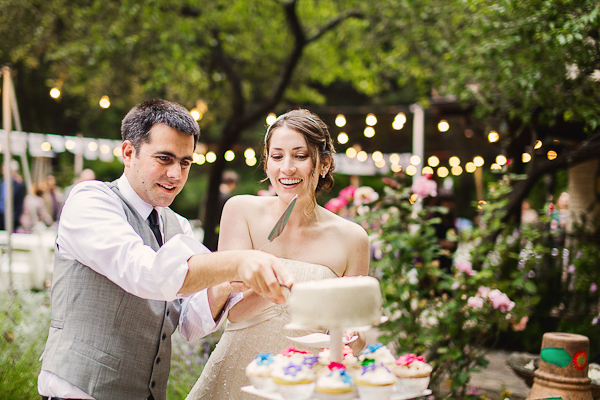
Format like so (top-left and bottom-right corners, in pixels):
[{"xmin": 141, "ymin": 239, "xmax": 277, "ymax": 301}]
[{"xmin": 186, "ymin": 109, "xmax": 370, "ymax": 400}]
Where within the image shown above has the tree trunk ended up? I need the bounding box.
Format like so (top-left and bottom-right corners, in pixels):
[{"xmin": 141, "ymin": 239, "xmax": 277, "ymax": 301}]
[{"xmin": 567, "ymin": 158, "xmax": 600, "ymax": 233}]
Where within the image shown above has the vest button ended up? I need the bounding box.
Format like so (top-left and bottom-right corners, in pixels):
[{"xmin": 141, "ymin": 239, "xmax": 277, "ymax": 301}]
[
  {"xmin": 166, "ymin": 310, "xmax": 170, "ymax": 316},
  {"xmin": 151, "ymin": 381, "xmax": 156, "ymax": 388},
  {"xmin": 156, "ymin": 357, "xmax": 161, "ymax": 364},
  {"xmin": 162, "ymin": 333, "xmax": 166, "ymax": 340}
]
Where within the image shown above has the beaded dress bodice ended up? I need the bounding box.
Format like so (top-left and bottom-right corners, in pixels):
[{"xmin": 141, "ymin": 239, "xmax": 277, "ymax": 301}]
[{"xmin": 185, "ymin": 259, "xmax": 338, "ymax": 400}]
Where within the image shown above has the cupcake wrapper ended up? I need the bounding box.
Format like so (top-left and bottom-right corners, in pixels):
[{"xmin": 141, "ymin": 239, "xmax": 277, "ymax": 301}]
[
  {"xmin": 248, "ymin": 376, "xmax": 276, "ymax": 392},
  {"xmin": 356, "ymin": 384, "xmax": 394, "ymax": 400},
  {"xmin": 276, "ymin": 381, "xmax": 316, "ymax": 400},
  {"xmin": 394, "ymin": 376, "xmax": 430, "ymax": 397}
]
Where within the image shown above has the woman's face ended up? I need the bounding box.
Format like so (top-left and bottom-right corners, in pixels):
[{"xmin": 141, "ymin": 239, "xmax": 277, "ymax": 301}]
[{"xmin": 266, "ymin": 126, "xmax": 320, "ymax": 203}]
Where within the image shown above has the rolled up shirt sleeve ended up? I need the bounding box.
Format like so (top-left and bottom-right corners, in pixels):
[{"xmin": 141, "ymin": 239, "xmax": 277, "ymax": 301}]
[{"xmin": 179, "ymin": 291, "xmax": 243, "ymax": 341}]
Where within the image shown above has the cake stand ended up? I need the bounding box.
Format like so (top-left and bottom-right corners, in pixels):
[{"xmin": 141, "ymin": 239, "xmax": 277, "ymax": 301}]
[{"xmin": 242, "ymin": 317, "xmax": 432, "ymax": 399}]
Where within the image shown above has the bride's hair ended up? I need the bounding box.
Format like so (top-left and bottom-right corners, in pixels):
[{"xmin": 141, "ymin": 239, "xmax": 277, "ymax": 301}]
[{"xmin": 262, "ymin": 109, "xmax": 336, "ymax": 198}]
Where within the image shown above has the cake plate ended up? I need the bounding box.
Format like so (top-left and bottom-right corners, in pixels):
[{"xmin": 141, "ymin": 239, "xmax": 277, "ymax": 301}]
[{"xmin": 241, "ymin": 385, "xmax": 432, "ymax": 399}]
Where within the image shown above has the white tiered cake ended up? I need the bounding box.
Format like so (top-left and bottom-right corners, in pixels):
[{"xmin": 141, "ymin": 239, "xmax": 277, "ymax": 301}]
[{"xmin": 287, "ymin": 276, "xmax": 382, "ymax": 329}]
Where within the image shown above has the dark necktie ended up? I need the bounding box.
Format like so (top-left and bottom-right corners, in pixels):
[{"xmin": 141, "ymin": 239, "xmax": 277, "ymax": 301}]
[{"xmin": 148, "ymin": 209, "xmax": 163, "ymax": 247}]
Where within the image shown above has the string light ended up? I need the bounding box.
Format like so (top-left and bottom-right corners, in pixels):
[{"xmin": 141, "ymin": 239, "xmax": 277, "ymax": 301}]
[
  {"xmin": 366, "ymin": 113, "xmax": 377, "ymax": 126},
  {"xmin": 41, "ymin": 142, "xmax": 52, "ymax": 152},
  {"xmin": 88, "ymin": 142, "xmax": 98, "ymax": 151},
  {"xmin": 522, "ymin": 153, "xmax": 531, "ymax": 163},
  {"xmin": 465, "ymin": 162, "xmax": 476, "ymax": 173},
  {"xmin": 451, "ymin": 166, "xmax": 463, "ymax": 175},
  {"xmin": 357, "ymin": 151, "xmax": 368, "ymax": 162},
  {"xmin": 346, "ymin": 147, "xmax": 357, "ymax": 158},
  {"xmin": 488, "ymin": 130, "xmax": 499, "ymax": 143},
  {"xmin": 50, "ymin": 88, "xmax": 61, "ymax": 99},
  {"xmin": 364, "ymin": 127, "xmax": 375, "ymax": 138},
  {"xmin": 389, "ymin": 153, "xmax": 400, "ymax": 164},
  {"xmin": 246, "ymin": 157, "xmax": 256, "ymax": 166},
  {"xmin": 473, "ymin": 156, "xmax": 485, "ymax": 167},
  {"xmin": 196, "ymin": 154, "xmax": 206, "ymax": 165},
  {"xmin": 437, "ymin": 166, "xmax": 449, "ymax": 177},
  {"xmin": 547, "ymin": 150, "xmax": 557, "ymax": 160},
  {"xmin": 534, "ymin": 140, "xmax": 543, "ymax": 149},
  {"xmin": 335, "ymin": 114, "xmax": 346, "ymax": 127},
  {"xmin": 224, "ymin": 150, "xmax": 235, "ymax": 161},
  {"xmin": 372, "ymin": 151, "xmax": 384, "ymax": 162},
  {"xmin": 206, "ymin": 151, "xmax": 217, "ymax": 163},
  {"xmin": 190, "ymin": 108, "xmax": 201, "ymax": 121},
  {"xmin": 100, "ymin": 145, "xmax": 110, "ymax": 154},
  {"xmin": 491, "ymin": 163, "xmax": 502, "ymax": 170},
  {"xmin": 337, "ymin": 132, "xmax": 349, "ymax": 144},
  {"xmin": 438, "ymin": 120, "xmax": 449, "ymax": 132},
  {"xmin": 244, "ymin": 148, "xmax": 256, "ymax": 159},
  {"xmin": 422, "ymin": 166, "xmax": 434, "ymax": 175},
  {"xmin": 266, "ymin": 113, "xmax": 277, "ymax": 125},
  {"xmin": 406, "ymin": 165, "xmax": 417, "ymax": 176},
  {"xmin": 428, "ymin": 156, "xmax": 440, "ymax": 167},
  {"xmin": 391, "ymin": 163, "xmax": 402, "ymax": 172},
  {"xmin": 99, "ymin": 95, "xmax": 111, "ymax": 109},
  {"xmin": 496, "ymin": 155, "xmax": 507, "ymax": 166},
  {"xmin": 449, "ymin": 156, "xmax": 460, "ymax": 167},
  {"xmin": 410, "ymin": 155, "xmax": 421, "ymax": 166},
  {"xmin": 375, "ymin": 159, "xmax": 386, "ymax": 168},
  {"xmin": 113, "ymin": 147, "xmax": 122, "ymax": 157}
]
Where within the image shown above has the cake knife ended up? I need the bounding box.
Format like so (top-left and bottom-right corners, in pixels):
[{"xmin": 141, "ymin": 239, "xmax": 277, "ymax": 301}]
[{"xmin": 258, "ymin": 194, "xmax": 298, "ymax": 290}]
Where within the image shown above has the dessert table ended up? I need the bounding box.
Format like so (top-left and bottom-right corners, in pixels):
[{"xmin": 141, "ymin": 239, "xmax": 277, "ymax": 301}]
[{"xmin": 242, "ymin": 385, "xmax": 432, "ymax": 399}]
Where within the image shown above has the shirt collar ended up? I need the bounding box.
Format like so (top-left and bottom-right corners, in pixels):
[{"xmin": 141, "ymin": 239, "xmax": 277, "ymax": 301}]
[{"xmin": 117, "ymin": 174, "xmax": 163, "ymax": 220}]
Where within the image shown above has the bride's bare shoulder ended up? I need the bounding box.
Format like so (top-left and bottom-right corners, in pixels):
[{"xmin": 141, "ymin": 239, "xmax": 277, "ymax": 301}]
[{"xmin": 223, "ymin": 194, "xmax": 274, "ymax": 214}]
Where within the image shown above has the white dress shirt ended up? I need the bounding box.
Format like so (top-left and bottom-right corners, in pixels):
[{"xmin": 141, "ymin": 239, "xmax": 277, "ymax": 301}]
[{"xmin": 38, "ymin": 174, "xmax": 242, "ymax": 399}]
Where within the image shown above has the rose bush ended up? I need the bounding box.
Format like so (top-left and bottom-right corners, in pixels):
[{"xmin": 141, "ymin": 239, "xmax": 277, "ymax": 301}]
[{"xmin": 356, "ymin": 174, "xmax": 542, "ymax": 399}]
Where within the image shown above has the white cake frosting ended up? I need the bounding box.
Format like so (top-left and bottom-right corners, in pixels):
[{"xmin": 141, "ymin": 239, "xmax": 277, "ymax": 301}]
[{"xmin": 288, "ymin": 276, "xmax": 382, "ymax": 328}]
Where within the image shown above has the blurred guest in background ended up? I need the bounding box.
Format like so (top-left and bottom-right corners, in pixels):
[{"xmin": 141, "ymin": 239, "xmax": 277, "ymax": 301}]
[
  {"xmin": 0, "ymin": 160, "xmax": 26, "ymax": 232},
  {"xmin": 43, "ymin": 174, "xmax": 63, "ymax": 221},
  {"xmin": 18, "ymin": 184, "xmax": 54, "ymax": 233}
]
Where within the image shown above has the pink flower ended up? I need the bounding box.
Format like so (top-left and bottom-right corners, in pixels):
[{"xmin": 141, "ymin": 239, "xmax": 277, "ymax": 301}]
[
  {"xmin": 353, "ymin": 186, "xmax": 379, "ymax": 206},
  {"xmin": 591, "ymin": 283, "xmax": 598, "ymax": 293},
  {"xmin": 339, "ymin": 186, "xmax": 357, "ymax": 202},
  {"xmin": 456, "ymin": 261, "xmax": 476, "ymax": 276},
  {"xmin": 467, "ymin": 296, "xmax": 484, "ymax": 309},
  {"xmin": 478, "ymin": 286, "xmax": 491, "ymax": 298},
  {"xmin": 324, "ymin": 197, "xmax": 348, "ymax": 213},
  {"xmin": 395, "ymin": 353, "xmax": 425, "ymax": 366},
  {"xmin": 488, "ymin": 289, "xmax": 515, "ymax": 312},
  {"xmin": 411, "ymin": 176, "xmax": 438, "ymax": 198},
  {"xmin": 512, "ymin": 316, "xmax": 529, "ymax": 331}
]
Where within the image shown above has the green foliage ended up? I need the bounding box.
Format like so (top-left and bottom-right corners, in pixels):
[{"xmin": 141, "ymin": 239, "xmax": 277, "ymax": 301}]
[
  {"xmin": 358, "ymin": 175, "xmax": 540, "ymax": 399},
  {"xmin": 0, "ymin": 290, "xmax": 51, "ymax": 400}
]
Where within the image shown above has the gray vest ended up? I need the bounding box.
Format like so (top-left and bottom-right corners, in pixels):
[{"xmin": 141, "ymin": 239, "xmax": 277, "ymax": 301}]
[{"xmin": 41, "ymin": 182, "xmax": 184, "ymax": 400}]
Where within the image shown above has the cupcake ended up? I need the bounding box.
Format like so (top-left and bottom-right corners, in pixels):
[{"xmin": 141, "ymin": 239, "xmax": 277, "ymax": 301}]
[
  {"xmin": 317, "ymin": 345, "xmax": 360, "ymax": 376},
  {"xmin": 355, "ymin": 362, "xmax": 396, "ymax": 400},
  {"xmin": 390, "ymin": 353, "xmax": 432, "ymax": 397},
  {"xmin": 271, "ymin": 361, "xmax": 316, "ymax": 400},
  {"xmin": 245, "ymin": 352, "xmax": 276, "ymax": 391},
  {"xmin": 315, "ymin": 362, "xmax": 356, "ymax": 400},
  {"xmin": 358, "ymin": 343, "xmax": 396, "ymax": 367},
  {"xmin": 274, "ymin": 345, "xmax": 314, "ymax": 366}
]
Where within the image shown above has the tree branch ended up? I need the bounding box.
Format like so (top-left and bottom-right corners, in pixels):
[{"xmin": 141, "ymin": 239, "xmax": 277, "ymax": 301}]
[
  {"xmin": 502, "ymin": 131, "xmax": 600, "ymax": 224},
  {"xmin": 210, "ymin": 30, "xmax": 244, "ymax": 117},
  {"xmin": 306, "ymin": 10, "xmax": 365, "ymax": 43}
]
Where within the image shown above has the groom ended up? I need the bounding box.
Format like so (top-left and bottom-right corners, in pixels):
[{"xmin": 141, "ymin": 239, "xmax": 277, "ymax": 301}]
[{"xmin": 38, "ymin": 99, "xmax": 292, "ymax": 400}]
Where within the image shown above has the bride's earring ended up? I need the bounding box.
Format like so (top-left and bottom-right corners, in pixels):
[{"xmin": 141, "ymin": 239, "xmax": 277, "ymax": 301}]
[{"xmin": 322, "ymin": 171, "xmax": 327, "ymax": 178}]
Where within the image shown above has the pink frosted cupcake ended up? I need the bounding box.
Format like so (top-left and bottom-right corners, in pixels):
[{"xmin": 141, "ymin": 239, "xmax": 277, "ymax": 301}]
[
  {"xmin": 318, "ymin": 345, "xmax": 360, "ymax": 375},
  {"xmin": 271, "ymin": 360, "xmax": 316, "ymax": 400},
  {"xmin": 358, "ymin": 343, "xmax": 396, "ymax": 367},
  {"xmin": 274, "ymin": 345, "xmax": 314, "ymax": 366},
  {"xmin": 355, "ymin": 362, "xmax": 396, "ymax": 400},
  {"xmin": 315, "ymin": 362, "xmax": 356, "ymax": 400},
  {"xmin": 245, "ymin": 352, "xmax": 276, "ymax": 391},
  {"xmin": 390, "ymin": 353, "xmax": 432, "ymax": 397}
]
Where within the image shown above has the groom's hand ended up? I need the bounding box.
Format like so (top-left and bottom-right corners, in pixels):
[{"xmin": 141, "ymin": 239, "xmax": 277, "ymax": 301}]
[{"xmin": 236, "ymin": 251, "xmax": 293, "ymax": 305}]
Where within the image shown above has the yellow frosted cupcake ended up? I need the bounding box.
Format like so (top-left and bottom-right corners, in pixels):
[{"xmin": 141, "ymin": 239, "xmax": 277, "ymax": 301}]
[
  {"xmin": 355, "ymin": 362, "xmax": 396, "ymax": 400},
  {"xmin": 315, "ymin": 363, "xmax": 356, "ymax": 400},
  {"xmin": 271, "ymin": 360, "xmax": 316, "ymax": 400}
]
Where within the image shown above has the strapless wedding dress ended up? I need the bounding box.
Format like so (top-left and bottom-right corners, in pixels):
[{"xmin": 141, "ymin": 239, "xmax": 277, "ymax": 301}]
[{"xmin": 185, "ymin": 259, "xmax": 338, "ymax": 400}]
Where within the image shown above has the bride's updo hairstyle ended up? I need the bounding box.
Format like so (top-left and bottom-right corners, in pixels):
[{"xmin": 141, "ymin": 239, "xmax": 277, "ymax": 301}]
[{"xmin": 262, "ymin": 109, "xmax": 336, "ymax": 196}]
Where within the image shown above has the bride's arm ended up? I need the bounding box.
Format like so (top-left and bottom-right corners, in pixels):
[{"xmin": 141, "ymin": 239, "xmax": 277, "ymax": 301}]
[
  {"xmin": 342, "ymin": 222, "xmax": 371, "ymax": 353},
  {"xmin": 217, "ymin": 196, "xmax": 276, "ymax": 323}
]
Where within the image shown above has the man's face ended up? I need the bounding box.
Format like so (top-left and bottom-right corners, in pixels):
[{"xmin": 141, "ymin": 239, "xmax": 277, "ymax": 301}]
[{"xmin": 123, "ymin": 123, "xmax": 194, "ymax": 207}]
